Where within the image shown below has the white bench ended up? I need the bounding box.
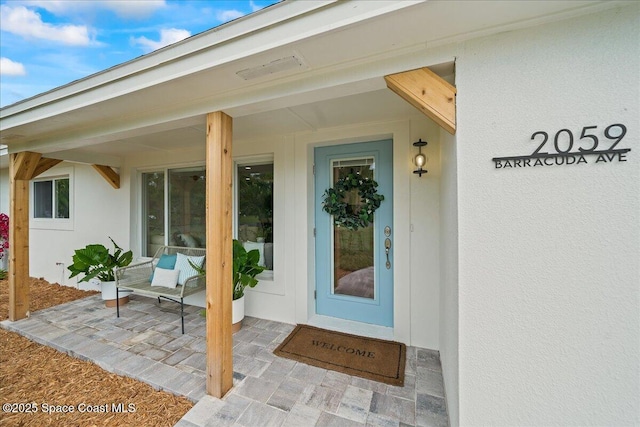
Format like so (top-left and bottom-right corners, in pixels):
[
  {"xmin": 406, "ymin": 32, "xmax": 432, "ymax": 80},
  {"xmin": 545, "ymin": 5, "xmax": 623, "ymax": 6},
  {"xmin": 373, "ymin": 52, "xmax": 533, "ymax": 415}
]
[{"xmin": 114, "ymin": 246, "xmax": 206, "ymax": 334}]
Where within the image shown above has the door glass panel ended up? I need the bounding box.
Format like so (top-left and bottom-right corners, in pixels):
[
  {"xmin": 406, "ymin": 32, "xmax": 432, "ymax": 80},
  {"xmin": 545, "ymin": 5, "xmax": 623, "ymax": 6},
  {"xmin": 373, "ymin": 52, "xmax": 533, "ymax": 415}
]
[{"xmin": 332, "ymin": 158, "xmax": 375, "ymax": 299}]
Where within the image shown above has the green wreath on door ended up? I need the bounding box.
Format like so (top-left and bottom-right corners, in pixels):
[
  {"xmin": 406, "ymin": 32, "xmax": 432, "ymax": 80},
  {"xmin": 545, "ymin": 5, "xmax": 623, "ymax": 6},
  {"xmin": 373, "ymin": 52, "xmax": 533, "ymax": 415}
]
[{"xmin": 322, "ymin": 172, "xmax": 384, "ymax": 230}]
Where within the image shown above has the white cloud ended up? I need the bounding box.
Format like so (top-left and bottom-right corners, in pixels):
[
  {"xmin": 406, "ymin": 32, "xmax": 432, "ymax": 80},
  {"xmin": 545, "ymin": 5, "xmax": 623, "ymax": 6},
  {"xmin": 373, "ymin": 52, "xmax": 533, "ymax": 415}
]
[
  {"xmin": 216, "ymin": 9, "xmax": 245, "ymax": 22},
  {"xmin": 249, "ymin": 1, "xmax": 262, "ymax": 12},
  {"xmin": 132, "ymin": 28, "xmax": 191, "ymax": 53},
  {"xmin": 0, "ymin": 58, "xmax": 27, "ymax": 76},
  {"xmin": 21, "ymin": 1, "xmax": 166, "ymax": 19},
  {"xmin": 18, "ymin": 1, "xmax": 72, "ymax": 15},
  {"xmin": 100, "ymin": 1, "xmax": 167, "ymax": 19},
  {"xmin": 0, "ymin": 5, "xmax": 91, "ymax": 46}
]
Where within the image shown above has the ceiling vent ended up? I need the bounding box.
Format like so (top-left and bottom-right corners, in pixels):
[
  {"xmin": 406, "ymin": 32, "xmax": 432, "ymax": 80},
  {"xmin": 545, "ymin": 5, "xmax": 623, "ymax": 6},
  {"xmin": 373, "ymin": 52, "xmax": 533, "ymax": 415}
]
[{"xmin": 236, "ymin": 55, "xmax": 305, "ymax": 81}]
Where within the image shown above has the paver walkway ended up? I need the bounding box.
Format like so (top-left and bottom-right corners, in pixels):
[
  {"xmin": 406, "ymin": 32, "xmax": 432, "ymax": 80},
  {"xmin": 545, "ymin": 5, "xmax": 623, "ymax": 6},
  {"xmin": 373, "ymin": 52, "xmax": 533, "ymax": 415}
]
[{"xmin": 1, "ymin": 294, "xmax": 448, "ymax": 426}]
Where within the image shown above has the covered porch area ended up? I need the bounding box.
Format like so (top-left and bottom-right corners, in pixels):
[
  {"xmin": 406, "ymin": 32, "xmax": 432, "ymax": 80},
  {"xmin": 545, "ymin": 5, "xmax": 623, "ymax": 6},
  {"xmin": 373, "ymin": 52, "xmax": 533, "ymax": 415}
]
[
  {"xmin": 2, "ymin": 0, "xmax": 458, "ymax": 419},
  {"xmin": 1, "ymin": 292, "xmax": 448, "ymax": 426}
]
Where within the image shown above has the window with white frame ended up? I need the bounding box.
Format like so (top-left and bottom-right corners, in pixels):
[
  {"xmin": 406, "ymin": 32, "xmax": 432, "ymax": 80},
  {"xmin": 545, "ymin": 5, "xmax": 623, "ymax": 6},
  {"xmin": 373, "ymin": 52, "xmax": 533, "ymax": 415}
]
[
  {"xmin": 141, "ymin": 161, "xmax": 275, "ymax": 281},
  {"xmin": 236, "ymin": 161, "xmax": 274, "ymax": 278},
  {"xmin": 32, "ymin": 176, "xmax": 70, "ymax": 219},
  {"xmin": 142, "ymin": 166, "xmax": 206, "ymax": 257}
]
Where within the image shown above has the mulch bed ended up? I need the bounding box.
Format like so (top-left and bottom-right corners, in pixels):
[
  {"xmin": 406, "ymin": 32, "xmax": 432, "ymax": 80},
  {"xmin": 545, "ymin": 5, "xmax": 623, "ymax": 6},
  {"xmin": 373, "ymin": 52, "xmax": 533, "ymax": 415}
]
[{"xmin": 0, "ymin": 277, "xmax": 194, "ymax": 427}]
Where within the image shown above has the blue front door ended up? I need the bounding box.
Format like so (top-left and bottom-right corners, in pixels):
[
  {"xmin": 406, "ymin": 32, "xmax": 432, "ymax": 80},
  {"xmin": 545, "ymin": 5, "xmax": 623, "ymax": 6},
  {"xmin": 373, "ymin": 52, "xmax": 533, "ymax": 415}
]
[{"xmin": 315, "ymin": 140, "xmax": 393, "ymax": 327}]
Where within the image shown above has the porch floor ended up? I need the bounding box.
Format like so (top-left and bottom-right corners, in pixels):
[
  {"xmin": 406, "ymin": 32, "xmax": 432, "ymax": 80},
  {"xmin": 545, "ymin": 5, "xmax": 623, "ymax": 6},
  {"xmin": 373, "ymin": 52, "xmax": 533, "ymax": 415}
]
[{"xmin": 0, "ymin": 294, "xmax": 448, "ymax": 427}]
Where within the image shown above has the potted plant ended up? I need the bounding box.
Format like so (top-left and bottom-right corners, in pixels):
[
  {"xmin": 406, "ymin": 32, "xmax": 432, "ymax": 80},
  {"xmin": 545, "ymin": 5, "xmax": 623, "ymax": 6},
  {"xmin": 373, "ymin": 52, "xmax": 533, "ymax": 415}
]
[
  {"xmin": 68, "ymin": 237, "xmax": 133, "ymax": 307},
  {"xmin": 192, "ymin": 239, "xmax": 264, "ymax": 331},
  {"xmin": 232, "ymin": 239, "xmax": 265, "ymax": 331}
]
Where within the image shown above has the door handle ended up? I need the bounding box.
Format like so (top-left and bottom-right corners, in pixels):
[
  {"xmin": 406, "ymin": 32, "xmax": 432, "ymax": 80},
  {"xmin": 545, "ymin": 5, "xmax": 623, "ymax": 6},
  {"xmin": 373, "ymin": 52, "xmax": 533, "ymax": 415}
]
[{"xmin": 384, "ymin": 237, "xmax": 391, "ymax": 269}]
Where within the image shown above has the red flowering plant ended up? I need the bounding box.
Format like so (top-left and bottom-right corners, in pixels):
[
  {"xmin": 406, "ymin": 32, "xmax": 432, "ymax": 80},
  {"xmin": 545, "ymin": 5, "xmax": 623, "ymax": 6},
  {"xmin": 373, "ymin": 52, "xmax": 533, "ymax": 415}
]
[{"xmin": 0, "ymin": 213, "xmax": 8, "ymax": 260}]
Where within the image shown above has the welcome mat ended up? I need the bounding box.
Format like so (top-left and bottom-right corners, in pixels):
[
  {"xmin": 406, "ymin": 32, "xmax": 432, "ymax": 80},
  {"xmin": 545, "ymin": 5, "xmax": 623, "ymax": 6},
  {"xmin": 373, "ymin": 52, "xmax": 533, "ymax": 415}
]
[{"xmin": 273, "ymin": 324, "xmax": 406, "ymax": 386}]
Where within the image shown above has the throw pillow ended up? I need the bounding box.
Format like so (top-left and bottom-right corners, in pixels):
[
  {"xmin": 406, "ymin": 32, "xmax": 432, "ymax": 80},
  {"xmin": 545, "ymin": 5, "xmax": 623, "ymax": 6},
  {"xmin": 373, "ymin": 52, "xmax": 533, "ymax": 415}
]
[
  {"xmin": 175, "ymin": 252, "xmax": 205, "ymax": 285},
  {"xmin": 151, "ymin": 267, "xmax": 180, "ymax": 289},
  {"xmin": 150, "ymin": 253, "xmax": 177, "ymax": 281}
]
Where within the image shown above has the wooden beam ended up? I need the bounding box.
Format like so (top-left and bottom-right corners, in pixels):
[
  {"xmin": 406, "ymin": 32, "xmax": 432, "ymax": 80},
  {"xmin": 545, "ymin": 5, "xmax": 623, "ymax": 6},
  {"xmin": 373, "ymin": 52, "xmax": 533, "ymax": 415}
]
[
  {"xmin": 32, "ymin": 158, "xmax": 63, "ymax": 179},
  {"xmin": 384, "ymin": 67, "xmax": 457, "ymax": 134},
  {"xmin": 8, "ymin": 153, "xmax": 31, "ymax": 321},
  {"xmin": 12, "ymin": 151, "xmax": 42, "ymax": 180},
  {"xmin": 92, "ymin": 165, "xmax": 120, "ymax": 189},
  {"xmin": 205, "ymin": 111, "xmax": 234, "ymax": 398}
]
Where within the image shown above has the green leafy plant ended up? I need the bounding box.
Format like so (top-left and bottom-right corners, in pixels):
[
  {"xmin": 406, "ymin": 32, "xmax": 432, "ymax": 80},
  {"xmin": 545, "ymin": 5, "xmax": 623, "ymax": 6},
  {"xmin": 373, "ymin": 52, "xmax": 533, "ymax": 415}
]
[
  {"xmin": 233, "ymin": 239, "xmax": 265, "ymax": 300},
  {"xmin": 0, "ymin": 269, "xmax": 7, "ymax": 280},
  {"xmin": 68, "ymin": 237, "xmax": 133, "ymax": 282},
  {"xmin": 187, "ymin": 239, "xmax": 265, "ymax": 300}
]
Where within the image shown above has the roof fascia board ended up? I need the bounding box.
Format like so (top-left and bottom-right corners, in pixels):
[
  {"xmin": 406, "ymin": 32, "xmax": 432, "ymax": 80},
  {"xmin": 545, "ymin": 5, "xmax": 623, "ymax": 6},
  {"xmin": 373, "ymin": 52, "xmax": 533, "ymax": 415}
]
[{"xmin": 0, "ymin": 0, "xmax": 423, "ymax": 129}]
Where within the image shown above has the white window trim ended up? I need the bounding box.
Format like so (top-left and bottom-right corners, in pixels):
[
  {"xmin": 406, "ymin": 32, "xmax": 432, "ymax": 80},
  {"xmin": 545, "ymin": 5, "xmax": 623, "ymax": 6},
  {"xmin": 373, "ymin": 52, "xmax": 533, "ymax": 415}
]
[{"xmin": 30, "ymin": 166, "xmax": 74, "ymax": 231}]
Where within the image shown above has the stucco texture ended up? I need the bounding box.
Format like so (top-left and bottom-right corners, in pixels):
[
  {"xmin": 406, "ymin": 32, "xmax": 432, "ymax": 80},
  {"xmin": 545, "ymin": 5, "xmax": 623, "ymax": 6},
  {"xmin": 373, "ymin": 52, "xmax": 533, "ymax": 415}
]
[{"xmin": 455, "ymin": 4, "xmax": 639, "ymax": 426}]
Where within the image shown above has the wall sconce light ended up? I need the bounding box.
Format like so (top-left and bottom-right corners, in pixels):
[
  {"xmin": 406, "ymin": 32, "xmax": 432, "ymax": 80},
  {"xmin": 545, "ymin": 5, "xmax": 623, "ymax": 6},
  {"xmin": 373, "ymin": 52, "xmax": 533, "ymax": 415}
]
[{"xmin": 413, "ymin": 138, "xmax": 427, "ymax": 176}]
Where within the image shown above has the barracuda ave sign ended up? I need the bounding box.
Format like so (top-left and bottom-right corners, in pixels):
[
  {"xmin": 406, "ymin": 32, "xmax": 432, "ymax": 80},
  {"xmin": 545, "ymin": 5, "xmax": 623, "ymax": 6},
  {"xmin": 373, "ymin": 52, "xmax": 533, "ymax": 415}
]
[{"xmin": 492, "ymin": 124, "xmax": 631, "ymax": 169}]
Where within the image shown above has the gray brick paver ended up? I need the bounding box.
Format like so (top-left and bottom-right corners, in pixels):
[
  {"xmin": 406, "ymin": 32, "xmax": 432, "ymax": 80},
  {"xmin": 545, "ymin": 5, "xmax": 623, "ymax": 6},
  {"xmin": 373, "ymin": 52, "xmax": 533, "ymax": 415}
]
[{"xmin": 0, "ymin": 294, "xmax": 448, "ymax": 427}]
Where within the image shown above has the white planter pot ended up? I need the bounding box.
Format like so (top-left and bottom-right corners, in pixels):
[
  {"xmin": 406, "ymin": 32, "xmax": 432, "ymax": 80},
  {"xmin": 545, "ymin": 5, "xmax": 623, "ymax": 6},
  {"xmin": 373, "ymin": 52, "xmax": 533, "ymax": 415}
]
[
  {"xmin": 100, "ymin": 280, "xmax": 130, "ymax": 307},
  {"xmin": 232, "ymin": 296, "xmax": 245, "ymax": 324},
  {"xmin": 100, "ymin": 281, "xmax": 118, "ymax": 300}
]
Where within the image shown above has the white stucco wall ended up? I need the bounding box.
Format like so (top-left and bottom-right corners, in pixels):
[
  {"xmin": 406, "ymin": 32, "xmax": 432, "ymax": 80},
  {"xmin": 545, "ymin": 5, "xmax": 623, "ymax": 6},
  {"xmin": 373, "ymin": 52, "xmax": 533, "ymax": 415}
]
[
  {"xmin": 28, "ymin": 163, "xmax": 130, "ymax": 287},
  {"xmin": 410, "ymin": 119, "xmax": 442, "ymax": 350},
  {"xmin": 439, "ymin": 128, "xmax": 459, "ymax": 426},
  {"xmin": 455, "ymin": 4, "xmax": 639, "ymax": 425}
]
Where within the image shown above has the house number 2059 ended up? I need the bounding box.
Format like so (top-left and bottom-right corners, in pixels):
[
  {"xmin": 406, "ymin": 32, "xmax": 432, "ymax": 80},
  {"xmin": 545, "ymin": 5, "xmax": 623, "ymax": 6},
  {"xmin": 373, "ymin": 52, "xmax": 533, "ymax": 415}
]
[
  {"xmin": 530, "ymin": 124, "xmax": 627, "ymax": 155},
  {"xmin": 491, "ymin": 123, "xmax": 631, "ymax": 169}
]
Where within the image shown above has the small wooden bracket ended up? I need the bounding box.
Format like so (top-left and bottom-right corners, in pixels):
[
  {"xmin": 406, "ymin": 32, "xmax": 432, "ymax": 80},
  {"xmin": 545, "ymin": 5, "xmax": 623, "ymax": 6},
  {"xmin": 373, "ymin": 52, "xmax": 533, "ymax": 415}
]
[
  {"xmin": 92, "ymin": 164, "xmax": 120, "ymax": 189},
  {"xmin": 11, "ymin": 151, "xmax": 42, "ymax": 180},
  {"xmin": 32, "ymin": 158, "xmax": 63, "ymax": 179},
  {"xmin": 385, "ymin": 67, "xmax": 457, "ymax": 135}
]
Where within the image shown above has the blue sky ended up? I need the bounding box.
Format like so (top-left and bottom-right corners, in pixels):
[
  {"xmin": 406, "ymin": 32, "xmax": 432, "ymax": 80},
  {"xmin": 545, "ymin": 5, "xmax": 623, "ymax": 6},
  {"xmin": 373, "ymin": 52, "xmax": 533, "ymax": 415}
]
[{"xmin": 0, "ymin": 0, "xmax": 279, "ymax": 107}]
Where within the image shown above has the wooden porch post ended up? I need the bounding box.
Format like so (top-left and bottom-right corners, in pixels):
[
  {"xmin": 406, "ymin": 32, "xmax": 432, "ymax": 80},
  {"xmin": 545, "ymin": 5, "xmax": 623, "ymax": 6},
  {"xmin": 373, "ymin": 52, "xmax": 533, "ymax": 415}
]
[
  {"xmin": 7, "ymin": 152, "xmax": 68, "ymax": 320},
  {"xmin": 205, "ymin": 111, "xmax": 234, "ymax": 398},
  {"xmin": 8, "ymin": 152, "xmax": 41, "ymax": 320}
]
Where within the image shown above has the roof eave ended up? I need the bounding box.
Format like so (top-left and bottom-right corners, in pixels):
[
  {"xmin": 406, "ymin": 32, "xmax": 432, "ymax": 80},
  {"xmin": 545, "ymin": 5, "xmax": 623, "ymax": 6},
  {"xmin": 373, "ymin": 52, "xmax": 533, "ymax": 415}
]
[{"xmin": 0, "ymin": 0, "xmax": 333, "ymax": 116}]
